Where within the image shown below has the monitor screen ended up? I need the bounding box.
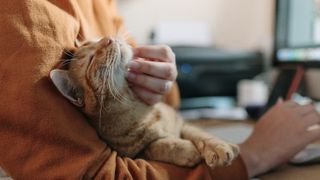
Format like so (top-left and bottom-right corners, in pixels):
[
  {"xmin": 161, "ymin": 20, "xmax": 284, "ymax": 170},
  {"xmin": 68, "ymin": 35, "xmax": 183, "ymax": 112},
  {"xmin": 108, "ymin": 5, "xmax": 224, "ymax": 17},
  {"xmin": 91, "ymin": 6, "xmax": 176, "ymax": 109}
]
[{"xmin": 275, "ymin": 0, "xmax": 320, "ymax": 65}]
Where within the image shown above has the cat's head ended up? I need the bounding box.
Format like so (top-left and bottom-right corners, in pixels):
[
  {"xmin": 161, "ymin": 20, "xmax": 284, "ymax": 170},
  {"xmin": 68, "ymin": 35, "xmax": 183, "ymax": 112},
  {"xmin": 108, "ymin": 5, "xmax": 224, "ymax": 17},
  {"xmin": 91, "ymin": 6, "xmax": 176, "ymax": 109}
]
[{"xmin": 50, "ymin": 37, "xmax": 133, "ymax": 115}]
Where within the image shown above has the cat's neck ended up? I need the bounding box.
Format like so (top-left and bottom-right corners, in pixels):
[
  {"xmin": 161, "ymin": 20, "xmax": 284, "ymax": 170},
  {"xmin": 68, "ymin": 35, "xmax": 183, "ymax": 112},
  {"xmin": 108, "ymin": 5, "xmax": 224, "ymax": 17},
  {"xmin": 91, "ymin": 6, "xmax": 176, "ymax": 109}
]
[{"xmin": 92, "ymin": 88, "xmax": 152, "ymax": 137}]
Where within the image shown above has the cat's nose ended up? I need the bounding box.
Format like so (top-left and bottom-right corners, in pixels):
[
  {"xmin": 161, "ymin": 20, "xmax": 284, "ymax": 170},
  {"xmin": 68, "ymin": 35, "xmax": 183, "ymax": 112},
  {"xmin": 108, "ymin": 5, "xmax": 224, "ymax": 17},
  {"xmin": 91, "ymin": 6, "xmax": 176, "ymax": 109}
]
[{"xmin": 99, "ymin": 37, "xmax": 113, "ymax": 47}]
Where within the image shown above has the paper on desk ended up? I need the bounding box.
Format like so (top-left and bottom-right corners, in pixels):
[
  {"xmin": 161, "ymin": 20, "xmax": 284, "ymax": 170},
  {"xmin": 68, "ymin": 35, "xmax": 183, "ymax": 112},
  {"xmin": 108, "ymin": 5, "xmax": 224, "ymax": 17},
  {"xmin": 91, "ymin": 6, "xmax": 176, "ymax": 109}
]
[
  {"xmin": 152, "ymin": 21, "xmax": 212, "ymax": 46},
  {"xmin": 0, "ymin": 167, "xmax": 10, "ymax": 179},
  {"xmin": 291, "ymin": 144, "xmax": 320, "ymax": 164},
  {"xmin": 204, "ymin": 123, "xmax": 254, "ymax": 144}
]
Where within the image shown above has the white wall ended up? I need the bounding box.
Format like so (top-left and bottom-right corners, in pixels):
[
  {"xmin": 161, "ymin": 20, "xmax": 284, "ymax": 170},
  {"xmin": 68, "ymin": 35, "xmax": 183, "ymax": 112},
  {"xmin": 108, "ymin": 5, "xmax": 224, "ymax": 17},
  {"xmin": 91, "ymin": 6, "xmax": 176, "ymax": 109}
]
[{"xmin": 118, "ymin": 0, "xmax": 275, "ymax": 54}]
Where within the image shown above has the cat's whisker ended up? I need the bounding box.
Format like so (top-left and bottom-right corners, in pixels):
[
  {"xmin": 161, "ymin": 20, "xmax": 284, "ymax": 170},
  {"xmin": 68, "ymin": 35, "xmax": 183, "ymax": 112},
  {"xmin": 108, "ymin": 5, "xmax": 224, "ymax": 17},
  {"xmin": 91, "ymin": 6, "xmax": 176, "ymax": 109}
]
[
  {"xmin": 104, "ymin": 58, "xmax": 128, "ymax": 104},
  {"xmin": 53, "ymin": 45, "xmax": 77, "ymax": 66},
  {"xmin": 59, "ymin": 62, "xmax": 71, "ymax": 68},
  {"xmin": 122, "ymin": 32, "xmax": 130, "ymax": 41},
  {"xmin": 58, "ymin": 57, "xmax": 83, "ymax": 68},
  {"xmin": 110, "ymin": 85, "xmax": 125, "ymax": 103},
  {"xmin": 59, "ymin": 59, "xmax": 70, "ymax": 64},
  {"xmin": 108, "ymin": 71, "xmax": 123, "ymax": 102},
  {"xmin": 52, "ymin": 45, "xmax": 72, "ymax": 58},
  {"xmin": 98, "ymin": 67, "xmax": 113, "ymax": 130},
  {"xmin": 61, "ymin": 51, "xmax": 73, "ymax": 58},
  {"xmin": 99, "ymin": 94, "xmax": 105, "ymax": 130},
  {"xmin": 112, "ymin": 77, "xmax": 128, "ymax": 102},
  {"xmin": 115, "ymin": 28, "xmax": 130, "ymax": 43},
  {"xmin": 108, "ymin": 58, "xmax": 122, "ymax": 95},
  {"xmin": 116, "ymin": 26, "xmax": 126, "ymax": 38},
  {"xmin": 123, "ymin": 31, "xmax": 130, "ymax": 40},
  {"xmin": 57, "ymin": 59, "xmax": 73, "ymax": 68},
  {"xmin": 63, "ymin": 48, "xmax": 74, "ymax": 55},
  {"xmin": 98, "ymin": 43, "xmax": 132, "ymax": 105},
  {"xmin": 102, "ymin": 64, "xmax": 122, "ymax": 103}
]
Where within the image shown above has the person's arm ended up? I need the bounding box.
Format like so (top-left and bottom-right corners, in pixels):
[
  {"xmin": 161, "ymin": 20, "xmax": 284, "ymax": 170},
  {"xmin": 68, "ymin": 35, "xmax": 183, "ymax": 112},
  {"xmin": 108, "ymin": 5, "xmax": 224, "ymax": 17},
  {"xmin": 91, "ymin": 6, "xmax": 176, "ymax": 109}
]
[{"xmin": 240, "ymin": 100, "xmax": 320, "ymax": 177}]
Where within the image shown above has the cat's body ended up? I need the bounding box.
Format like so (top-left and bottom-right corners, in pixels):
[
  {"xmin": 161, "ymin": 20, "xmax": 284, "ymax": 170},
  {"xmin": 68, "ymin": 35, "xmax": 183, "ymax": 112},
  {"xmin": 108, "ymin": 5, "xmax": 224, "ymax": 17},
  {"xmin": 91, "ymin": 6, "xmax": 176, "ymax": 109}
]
[
  {"xmin": 50, "ymin": 37, "xmax": 239, "ymax": 167},
  {"xmin": 101, "ymin": 100, "xmax": 181, "ymax": 157}
]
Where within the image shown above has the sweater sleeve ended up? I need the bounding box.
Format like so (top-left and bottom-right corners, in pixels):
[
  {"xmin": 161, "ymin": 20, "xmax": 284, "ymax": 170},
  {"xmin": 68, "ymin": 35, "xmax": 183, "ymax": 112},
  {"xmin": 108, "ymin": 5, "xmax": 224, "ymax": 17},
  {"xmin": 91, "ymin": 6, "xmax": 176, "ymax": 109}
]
[{"xmin": 0, "ymin": 0, "xmax": 248, "ymax": 179}]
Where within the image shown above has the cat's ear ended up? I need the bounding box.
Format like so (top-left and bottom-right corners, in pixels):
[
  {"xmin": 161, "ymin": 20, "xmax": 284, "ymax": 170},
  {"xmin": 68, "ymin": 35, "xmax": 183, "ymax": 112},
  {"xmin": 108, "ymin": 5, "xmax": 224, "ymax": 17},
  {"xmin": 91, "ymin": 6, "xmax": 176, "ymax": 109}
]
[{"xmin": 50, "ymin": 69, "xmax": 84, "ymax": 107}]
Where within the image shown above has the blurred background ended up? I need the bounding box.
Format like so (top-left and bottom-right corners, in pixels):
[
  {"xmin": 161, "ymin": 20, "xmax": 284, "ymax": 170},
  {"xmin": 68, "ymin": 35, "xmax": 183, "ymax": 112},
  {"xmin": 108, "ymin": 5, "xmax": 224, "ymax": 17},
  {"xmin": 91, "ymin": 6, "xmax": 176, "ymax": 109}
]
[
  {"xmin": 118, "ymin": 0, "xmax": 320, "ymax": 120},
  {"xmin": 118, "ymin": 0, "xmax": 273, "ymax": 53}
]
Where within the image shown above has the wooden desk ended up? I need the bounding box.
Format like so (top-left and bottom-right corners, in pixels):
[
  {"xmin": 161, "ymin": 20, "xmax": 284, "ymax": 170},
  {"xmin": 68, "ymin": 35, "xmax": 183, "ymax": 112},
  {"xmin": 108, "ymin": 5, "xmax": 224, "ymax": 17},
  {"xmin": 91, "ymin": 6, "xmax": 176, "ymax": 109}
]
[
  {"xmin": 190, "ymin": 119, "xmax": 320, "ymax": 180},
  {"xmin": 259, "ymin": 164, "xmax": 320, "ymax": 180}
]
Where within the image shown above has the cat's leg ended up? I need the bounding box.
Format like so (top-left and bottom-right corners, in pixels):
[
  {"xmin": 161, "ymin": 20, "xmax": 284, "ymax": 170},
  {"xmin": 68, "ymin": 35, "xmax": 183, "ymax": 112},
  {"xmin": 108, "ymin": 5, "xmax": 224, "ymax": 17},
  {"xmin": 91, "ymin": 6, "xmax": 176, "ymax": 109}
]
[
  {"xmin": 144, "ymin": 137, "xmax": 202, "ymax": 167},
  {"xmin": 181, "ymin": 124, "xmax": 239, "ymax": 168}
]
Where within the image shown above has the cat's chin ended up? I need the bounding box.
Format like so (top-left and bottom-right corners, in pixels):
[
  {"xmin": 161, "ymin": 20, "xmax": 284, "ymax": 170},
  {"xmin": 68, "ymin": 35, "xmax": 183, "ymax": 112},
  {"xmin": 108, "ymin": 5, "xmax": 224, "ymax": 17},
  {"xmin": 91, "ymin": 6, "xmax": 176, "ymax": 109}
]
[{"xmin": 118, "ymin": 42, "xmax": 133, "ymax": 65}]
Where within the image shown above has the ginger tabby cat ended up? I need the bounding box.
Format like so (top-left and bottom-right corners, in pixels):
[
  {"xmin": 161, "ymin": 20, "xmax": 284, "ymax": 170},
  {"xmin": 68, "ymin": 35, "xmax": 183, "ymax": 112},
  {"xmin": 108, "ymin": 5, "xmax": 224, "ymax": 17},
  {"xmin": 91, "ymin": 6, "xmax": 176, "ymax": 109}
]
[{"xmin": 50, "ymin": 37, "xmax": 239, "ymax": 168}]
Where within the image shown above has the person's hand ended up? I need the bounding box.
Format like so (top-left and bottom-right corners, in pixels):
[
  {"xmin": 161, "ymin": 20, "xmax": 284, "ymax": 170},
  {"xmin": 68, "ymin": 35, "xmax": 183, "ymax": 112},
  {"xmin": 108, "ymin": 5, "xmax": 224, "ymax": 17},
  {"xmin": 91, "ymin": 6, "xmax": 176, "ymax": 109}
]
[
  {"xmin": 126, "ymin": 45, "xmax": 177, "ymax": 105},
  {"xmin": 239, "ymin": 100, "xmax": 320, "ymax": 177}
]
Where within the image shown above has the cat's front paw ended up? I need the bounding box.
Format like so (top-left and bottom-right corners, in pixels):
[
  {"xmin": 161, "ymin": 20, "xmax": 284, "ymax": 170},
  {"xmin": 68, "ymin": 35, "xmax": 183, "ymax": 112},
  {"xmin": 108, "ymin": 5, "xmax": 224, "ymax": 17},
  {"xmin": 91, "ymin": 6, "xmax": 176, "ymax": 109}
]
[
  {"xmin": 174, "ymin": 145, "xmax": 202, "ymax": 167},
  {"xmin": 199, "ymin": 140, "xmax": 239, "ymax": 168}
]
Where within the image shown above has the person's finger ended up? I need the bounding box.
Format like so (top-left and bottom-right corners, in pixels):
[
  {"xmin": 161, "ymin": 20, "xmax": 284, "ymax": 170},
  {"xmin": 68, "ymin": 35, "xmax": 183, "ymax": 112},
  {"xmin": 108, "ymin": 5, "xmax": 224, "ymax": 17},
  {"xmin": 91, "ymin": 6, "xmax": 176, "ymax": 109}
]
[
  {"xmin": 295, "ymin": 104, "xmax": 315, "ymax": 116},
  {"xmin": 305, "ymin": 126, "xmax": 320, "ymax": 142},
  {"xmin": 276, "ymin": 98, "xmax": 284, "ymax": 104},
  {"xmin": 283, "ymin": 101, "xmax": 299, "ymax": 108},
  {"xmin": 133, "ymin": 45, "xmax": 175, "ymax": 62},
  {"xmin": 302, "ymin": 111, "xmax": 320, "ymax": 128},
  {"xmin": 131, "ymin": 85, "xmax": 162, "ymax": 105},
  {"xmin": 126, "ymin": 71, "xmax": 173, "ymax": 94},
  {"xmin": 127, "ymin": 60, "xmax": 177, "ymax": 81},
  {"xmin": 307, "ymin": 124, "xmax": 320, "ymax": 132}
]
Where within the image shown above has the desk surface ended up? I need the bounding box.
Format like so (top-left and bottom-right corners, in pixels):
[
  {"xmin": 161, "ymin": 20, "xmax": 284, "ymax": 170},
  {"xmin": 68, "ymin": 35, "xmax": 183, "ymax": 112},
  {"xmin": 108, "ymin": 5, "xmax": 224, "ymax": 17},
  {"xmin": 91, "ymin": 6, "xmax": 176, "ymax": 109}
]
[{"xmin": 190, "ymin": 119, "xmax": 320, "ymax": 180}]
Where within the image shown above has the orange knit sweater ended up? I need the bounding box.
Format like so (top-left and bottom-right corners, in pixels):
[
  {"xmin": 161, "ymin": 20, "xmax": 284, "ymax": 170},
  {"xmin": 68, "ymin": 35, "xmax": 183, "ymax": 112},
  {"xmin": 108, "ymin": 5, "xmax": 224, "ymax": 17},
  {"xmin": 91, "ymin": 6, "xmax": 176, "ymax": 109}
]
[{"xmin": 0, "ymin": 0, "xmax": 247, "ymax": 179}]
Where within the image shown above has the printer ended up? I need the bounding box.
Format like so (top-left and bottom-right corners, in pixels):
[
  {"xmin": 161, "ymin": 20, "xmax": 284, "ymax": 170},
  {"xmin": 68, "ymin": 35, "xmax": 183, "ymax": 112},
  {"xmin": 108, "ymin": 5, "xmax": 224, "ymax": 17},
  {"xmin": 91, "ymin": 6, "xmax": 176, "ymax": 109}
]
[{"xmin": 172, "ymin": 47, "xmax": 264, "ymax": 99}]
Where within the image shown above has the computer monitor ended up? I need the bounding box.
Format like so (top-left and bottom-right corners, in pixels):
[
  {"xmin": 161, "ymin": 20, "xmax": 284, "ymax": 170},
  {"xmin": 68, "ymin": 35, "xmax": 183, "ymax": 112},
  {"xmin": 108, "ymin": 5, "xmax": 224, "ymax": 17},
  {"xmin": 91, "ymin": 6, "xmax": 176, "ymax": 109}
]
[
  {"xmin": 274, "ymin": 0, "xmax": 320, "ymax": 67},
  {"xmin": 262, "ymin": 0, "xmax": 320, "ymax": 116}
]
